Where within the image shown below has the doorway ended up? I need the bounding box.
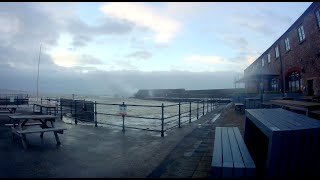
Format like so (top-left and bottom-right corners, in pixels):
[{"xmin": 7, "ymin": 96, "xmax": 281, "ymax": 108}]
[{"xmin": 307, "ymin": 79, "xmax": 314, "ymax": 96}]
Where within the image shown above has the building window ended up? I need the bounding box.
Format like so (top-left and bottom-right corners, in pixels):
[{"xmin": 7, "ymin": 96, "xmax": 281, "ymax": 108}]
[
  {"xmin": 262, "ymin": 58, "xmax": 264, "ymax": 67},
  {"xmin": 284, "ymin": 37, "xmax": 290, "ymax": 51},
  {"xmin": 267, "ymin": 53, "xmax": 271, "ymax": 63},
  {"xmin": 275, "ymin": 46, "xmax": 279, "ymax": 58},
  {"xmin": 297, "ymin": 25, "xmax": 305, "ymax": 42},
  {"xmin": 288, "ymin": 71, "xmax": 301, "ymax": 92},
  {"xmin": 316, "ymin": 9, "xmax": 320, "ymax": 29},
  {"xmin": 271, "ymin": 78, "xmax": 278, "ymax": 91}
]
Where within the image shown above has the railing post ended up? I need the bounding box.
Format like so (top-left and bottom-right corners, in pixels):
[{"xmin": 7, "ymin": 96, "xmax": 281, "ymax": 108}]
[
  {"xmin": 95, "ymin": 101, "xmax": 97, "ymax": 127},
  {"xmin": 161, "ymin": 103, "xmax": 164, "ymax": 137},
  {"xmin": 197, "ymin": 101, "xmax": 199, "ymax": 119},
  {"xmin": 202, "ymin": 100, "xmax": 205, "ymax": 116},
  {"xmin": 60, "ymin": 99, "xmax": 63, "ymax": 120},
  {"xmin": 189, "ymin": 101, "xmax": 191, "ymax": 123},
  {"xmin": 178, "ymin": 102, "xmax": 181, "ymax": 128},
  {"xmin": 122, "ymin": 102, "xmax": 125, "ymax": 132},
  {"xmin": 74, "ymin": 100, "xmax": 77, "ymax": 125},
  {"xmin": 211, "ymin": 98, "xmax": 213, "ymax": 111},
  {"xmin": 207, "ymin": 99, "xmax": 209, "ymax": 113},
  {"xmin": 41, "ymin": 97, "xmax": 42, "ymax": 104}
]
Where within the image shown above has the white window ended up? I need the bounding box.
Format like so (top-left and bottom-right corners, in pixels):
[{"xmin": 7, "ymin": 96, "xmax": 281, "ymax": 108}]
[
  {"xmin": 275, "ymin": 46, "xmax": 279, "ymax": 58},
  {"xmin": 267, "ymin": 53, "xmax": 271, "ymax": 63},
  {"xmin": 316, "ymin": 9, "xmax": 320, "ymax": 28},
  {"xmin": 284, "ymin": 37, "xmax": 290, "ymax": 51},
  {"xmin": 297, "ymin": 25, "xmax": 305, "ymax": 42},
  {"xmin": 262, "ymin": 58, "xmax": 265, "ymax": 67}
]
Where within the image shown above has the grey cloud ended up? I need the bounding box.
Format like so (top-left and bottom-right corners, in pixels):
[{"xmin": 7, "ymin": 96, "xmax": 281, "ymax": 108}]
[
  {"xmin": 126, "ymin": 50, "xmax": 152, "ymax": 60},
  {"xmin": 67, "ymin": 18, "xmax": 134, "ymax": 48},
  {"xmin": 78, "ymin": 55, "xmax": 103, "ymax": 65}
]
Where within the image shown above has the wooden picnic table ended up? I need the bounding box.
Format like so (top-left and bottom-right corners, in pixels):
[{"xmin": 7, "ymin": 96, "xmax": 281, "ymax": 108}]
[
  {"xmin": 33, "ymin": 103, "xmax": 57, "ymax": 115},
  {"xmin": 0, "ymin": 105, "xmax": 18, "ymax": 114},
  {"xmin": 245, "ymin": 108, "xmax": 320, "ymax": 178},
  {"xmin": 269, "ymin": 99, "xmax": 320, "ymax": 116},
  {"xmin": 8, "ymin": 114, "xmax": 66, "ymax": 149},
  {"xmin": 244, "ymin": 98, "xmax": 261, "ymax": 109}
]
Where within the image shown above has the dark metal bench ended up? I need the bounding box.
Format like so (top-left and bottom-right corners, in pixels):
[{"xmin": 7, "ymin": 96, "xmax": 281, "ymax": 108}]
[
  {"xmin": 211, "ymin": 127, "xmax": 256, "ymax": 178},
  {"xmin": 234, "ymin": 103, "xmax": 244, "ymax": 112}
]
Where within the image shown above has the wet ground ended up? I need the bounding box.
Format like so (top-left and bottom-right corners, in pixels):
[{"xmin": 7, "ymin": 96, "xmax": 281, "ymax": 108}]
[{"xmin": 0, "ymin": 103, "xmax": 245, "ymax": 178}]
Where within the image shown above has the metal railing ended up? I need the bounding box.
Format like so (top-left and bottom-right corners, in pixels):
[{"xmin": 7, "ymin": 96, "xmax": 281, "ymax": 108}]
[{"xmin": 4, "ymin": 96, "xmax": 229, "ymax": 137}]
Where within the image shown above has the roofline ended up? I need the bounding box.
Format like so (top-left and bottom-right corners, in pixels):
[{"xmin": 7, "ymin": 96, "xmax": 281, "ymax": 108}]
[{"xmin": 244, "ymin": 2, "xmax": 317, "ymax": 72}]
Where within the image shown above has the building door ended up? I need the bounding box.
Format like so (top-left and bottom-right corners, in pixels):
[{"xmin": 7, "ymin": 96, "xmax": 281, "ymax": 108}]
[{"xmin": 307, "ymin": 79, "xmax": 314, "ymax": 96}]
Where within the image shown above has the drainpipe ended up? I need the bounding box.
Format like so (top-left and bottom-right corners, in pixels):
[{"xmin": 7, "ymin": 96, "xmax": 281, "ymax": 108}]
[{"xmin": 279, "ymin": 46, "xmax": 285, "ymax": 97}]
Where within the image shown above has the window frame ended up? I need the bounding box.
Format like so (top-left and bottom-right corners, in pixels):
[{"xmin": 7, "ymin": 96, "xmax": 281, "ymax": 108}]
[
  {"xmin": 267, "ymin": 53, "xmax": 271, "ymax": 64},
  {"xmin": 288, "ymin": 71, "xmax": 301, "ymax": 92},
  {"xmin": 297, "ymin": 25, "xmax": 305, "ymax": 43},
  {"xmin": 275, "ymin": 46, "xmax": 279, "ymax": 59},
  {"xmin": 284, "ymin": 37, "xmax": 291, "ymax": 51}
]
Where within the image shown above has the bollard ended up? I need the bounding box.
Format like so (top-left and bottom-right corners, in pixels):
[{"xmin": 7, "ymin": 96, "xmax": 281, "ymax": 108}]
[
  {"xmin": 178, "ymin": 102, "xmax": 181, "ymax": 128},
  {"xmin": 161, "ymin": 103, "xmax": 164, "ymax": 137}
]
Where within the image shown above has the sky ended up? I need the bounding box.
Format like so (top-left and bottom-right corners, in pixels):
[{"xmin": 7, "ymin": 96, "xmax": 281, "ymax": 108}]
[{"xmin": 0, "ymin": 2, "xmax": 312, "ymax": 97}]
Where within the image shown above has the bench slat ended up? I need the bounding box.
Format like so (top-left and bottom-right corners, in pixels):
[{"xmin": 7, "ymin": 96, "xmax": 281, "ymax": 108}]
[
  {"xmin": 16, "ymin": 127, "xmax": 66, "ymax": 134},
  {"xmin": 233, "ymin": 127, "xmax": 256, "ymax": 177},
  {"xmin": 222, "ymin": 127, "xmax": 233, "ymax": 178},
  {"xmin": 228, "ymin": 127, "xmax": 245, "ymax": 177},
  {"xmin": 212, "ymin": 127, "xmax": 222, "ymax": 177},
  {"xmin": 5, "ymin": 122, "xmax": 42, "ymax": 127}
]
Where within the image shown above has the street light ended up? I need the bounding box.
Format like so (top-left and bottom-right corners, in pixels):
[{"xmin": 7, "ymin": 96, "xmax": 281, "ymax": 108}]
[{"xmin": 36, "ymin": 43, "xmax": 42, "ymax": 102}]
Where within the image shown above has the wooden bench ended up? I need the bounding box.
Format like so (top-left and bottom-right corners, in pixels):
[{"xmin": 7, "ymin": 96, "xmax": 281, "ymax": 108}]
[
  {"xmin": 310, "ymin": 110, "xmax": 320, "ymax": 119},
  {"xmin": 234, "ymin": 103, "xmax": 244, "ymax": 112},
  {"xmin": 211, "ymin": 127, "xmax": 256, "ymax": 178},
  {"xmin": 13, "ymin": 127, "xmax": 66, "ymax": 149},
  {"xmin": 261, "ymin": 102, "xmax": 272, "ymax": 108},
  {"xmin": 5, "ymin": 122, "xmax": 42, "ymax": 127}
]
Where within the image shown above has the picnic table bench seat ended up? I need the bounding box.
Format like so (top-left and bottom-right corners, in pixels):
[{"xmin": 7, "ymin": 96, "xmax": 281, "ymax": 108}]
[
  {"xmin": 5, "ymin": 122, "xmax": 42, "ymax": 127},
  {"xmin": 261, "ymin": 102, "xmax": 272, "ymax": 108},
  {"xmin": 234, "ymin": 103, "xmax": 244, "ymax": 112},
  {"xmin": 12, "ymin": 127, "xmax": 67, "ymax": 149},
  {"xmin": 211, "ymin": 127, "xmax": 256, "ymax": 178}
]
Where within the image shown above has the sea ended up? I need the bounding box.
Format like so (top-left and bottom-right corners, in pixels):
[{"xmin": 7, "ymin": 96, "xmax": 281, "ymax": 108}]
[{"xmin": 29, "ymin": 95, "xmax": 218, "ymax": 133}]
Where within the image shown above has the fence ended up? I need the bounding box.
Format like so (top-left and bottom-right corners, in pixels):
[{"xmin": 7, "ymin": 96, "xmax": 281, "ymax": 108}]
[
  {"xmin": 7, "ymin": 96, "xmax": 230, "ymax": 137},
  {"xmin": 56, "ymin": 98, "xmax": 226, "ymax": 137},
  {"xmin": 0, "ymin": 94, "xmax": 29, "ymax": 105}
]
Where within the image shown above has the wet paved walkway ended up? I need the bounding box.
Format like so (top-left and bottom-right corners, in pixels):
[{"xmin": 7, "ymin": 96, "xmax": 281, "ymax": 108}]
[
  {"xmin": 0, "ymin": 103, "xmax": 245, "ymax": 178},
  {"xmin": 148, "ymin": 103, "xmax": 245, "ymax": 178}
]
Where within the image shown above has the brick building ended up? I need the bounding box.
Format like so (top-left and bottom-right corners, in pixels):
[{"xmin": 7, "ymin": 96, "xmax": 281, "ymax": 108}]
[{"xmin": 238, "ymin": 2, "xmax": 320, "ymax": 96}]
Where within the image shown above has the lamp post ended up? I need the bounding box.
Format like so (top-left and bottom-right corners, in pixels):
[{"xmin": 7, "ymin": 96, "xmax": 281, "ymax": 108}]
[{"xmin": 36, "ymin": 43, "xmax": 42, "ymax": 102}]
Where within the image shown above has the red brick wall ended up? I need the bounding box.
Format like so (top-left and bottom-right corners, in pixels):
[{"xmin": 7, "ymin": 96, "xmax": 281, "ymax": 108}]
[{"xmin": 244, "ymin": 2, "xmax": 320, "ymax": 95}]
